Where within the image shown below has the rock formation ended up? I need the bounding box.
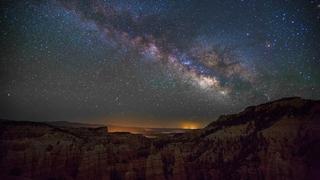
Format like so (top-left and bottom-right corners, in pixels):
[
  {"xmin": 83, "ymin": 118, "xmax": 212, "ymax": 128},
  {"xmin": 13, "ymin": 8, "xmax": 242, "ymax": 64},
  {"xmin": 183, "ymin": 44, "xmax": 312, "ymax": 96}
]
[{"xmin": 0, "ymin": 97, "xmax": 319, "ymax": 179}]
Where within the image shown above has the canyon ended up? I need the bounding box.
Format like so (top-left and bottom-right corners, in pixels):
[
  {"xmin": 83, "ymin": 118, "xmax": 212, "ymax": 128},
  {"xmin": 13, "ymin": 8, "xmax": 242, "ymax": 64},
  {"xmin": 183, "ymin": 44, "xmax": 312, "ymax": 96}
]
[{"xmin": 0, "ymin": 97, "xmax": 319, "ymax": 180}]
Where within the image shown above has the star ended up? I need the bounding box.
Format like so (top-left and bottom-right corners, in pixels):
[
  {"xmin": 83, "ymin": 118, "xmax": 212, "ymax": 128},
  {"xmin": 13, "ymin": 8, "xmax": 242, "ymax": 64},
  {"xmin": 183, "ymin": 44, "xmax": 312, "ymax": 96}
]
[{"xmin": 0, "ymin": 0, "xmax": 319, "ymax": 127}]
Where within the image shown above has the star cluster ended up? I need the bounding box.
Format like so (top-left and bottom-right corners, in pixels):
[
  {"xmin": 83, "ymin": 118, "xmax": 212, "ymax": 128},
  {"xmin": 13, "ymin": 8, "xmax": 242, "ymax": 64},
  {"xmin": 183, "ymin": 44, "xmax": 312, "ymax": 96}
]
[{"xmin": 1, "ymin": 0, "xmax": 319, "ymax": 127}]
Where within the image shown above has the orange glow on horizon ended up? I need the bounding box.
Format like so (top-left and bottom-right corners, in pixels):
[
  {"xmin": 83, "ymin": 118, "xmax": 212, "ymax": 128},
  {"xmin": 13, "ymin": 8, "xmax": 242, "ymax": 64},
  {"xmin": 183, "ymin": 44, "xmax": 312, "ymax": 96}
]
[
  {"xmin": 181, "ymin": 122, "xmax": 200, "ymax": 129},
  {"xmin": 89, "ymin": 116, "xmax": 205, "ymax": 129}
]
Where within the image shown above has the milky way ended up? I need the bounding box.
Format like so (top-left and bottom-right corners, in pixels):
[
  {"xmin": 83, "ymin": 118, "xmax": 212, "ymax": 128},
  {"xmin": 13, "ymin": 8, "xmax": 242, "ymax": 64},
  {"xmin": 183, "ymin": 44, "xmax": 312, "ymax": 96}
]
[
  {"xmin": 1, "ymin": 0, "xmax": 320, "ymax": 126},
  {"xmin": 59, "ymin": 0, "xmax": 255, "ymax": 97}
]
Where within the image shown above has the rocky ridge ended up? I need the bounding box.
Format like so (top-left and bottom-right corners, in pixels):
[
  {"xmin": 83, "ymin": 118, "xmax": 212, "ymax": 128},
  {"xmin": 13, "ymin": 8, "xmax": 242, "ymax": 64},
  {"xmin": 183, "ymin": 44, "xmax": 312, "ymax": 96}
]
[{"xmin": 0, "ymin": 97, "xmax": 319, "ymax": 180}]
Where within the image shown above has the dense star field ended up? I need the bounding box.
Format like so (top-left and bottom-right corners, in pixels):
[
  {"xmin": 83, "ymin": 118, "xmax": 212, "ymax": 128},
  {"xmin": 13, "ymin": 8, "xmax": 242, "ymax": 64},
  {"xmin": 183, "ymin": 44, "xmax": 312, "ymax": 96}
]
[{"xmin": 1, "ymin": 0, "xmax": 320, "ymax": 127}]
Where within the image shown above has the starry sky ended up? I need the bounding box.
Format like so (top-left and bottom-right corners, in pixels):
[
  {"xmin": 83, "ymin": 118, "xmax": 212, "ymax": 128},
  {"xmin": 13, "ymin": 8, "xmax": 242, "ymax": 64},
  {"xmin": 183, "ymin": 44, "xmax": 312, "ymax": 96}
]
[{"xmin": 1, "ymin": 0, "xmax": 320, "ymax": 127}]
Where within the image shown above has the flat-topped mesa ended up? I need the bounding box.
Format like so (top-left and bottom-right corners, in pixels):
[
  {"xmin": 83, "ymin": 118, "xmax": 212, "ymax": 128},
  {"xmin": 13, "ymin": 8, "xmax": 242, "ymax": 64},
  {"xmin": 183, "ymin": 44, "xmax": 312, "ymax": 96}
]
[
  {"xmin": 93, "ymin": 126, "xmax": 109, "ymax": 134},
  {"xmin": 44, "ymin": 121, "xmax": 109, "ymax": 137},
  {"xmin": 0, "ymin": 120, "xmax": 109, "ymax": 141},
  {"xmin": 57, "ymin": 126, "xmax": 109, "ymax": 139}
]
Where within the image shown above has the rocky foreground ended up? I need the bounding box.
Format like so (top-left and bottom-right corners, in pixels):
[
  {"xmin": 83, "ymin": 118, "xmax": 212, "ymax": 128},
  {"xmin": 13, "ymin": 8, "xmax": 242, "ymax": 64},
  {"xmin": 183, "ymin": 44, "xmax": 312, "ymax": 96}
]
[{"xmin": 0, "ymin": 97, "xmax": 319, "ymax": 180}]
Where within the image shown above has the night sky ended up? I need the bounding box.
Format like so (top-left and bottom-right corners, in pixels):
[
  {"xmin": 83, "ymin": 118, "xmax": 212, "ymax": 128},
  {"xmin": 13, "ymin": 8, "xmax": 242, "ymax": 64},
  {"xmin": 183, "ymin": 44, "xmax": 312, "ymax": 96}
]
[{"xmin": 1, "ymin": 0, "xmax": 320, "ymax": 127}]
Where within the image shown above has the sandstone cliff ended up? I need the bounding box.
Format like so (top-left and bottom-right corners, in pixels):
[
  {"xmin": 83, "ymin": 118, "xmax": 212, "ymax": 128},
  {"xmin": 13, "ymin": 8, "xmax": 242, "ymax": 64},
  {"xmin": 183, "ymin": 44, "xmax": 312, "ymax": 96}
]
[{"xmin": 1, "ymin": 97, "xmax": 319, "ymax": 180}]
